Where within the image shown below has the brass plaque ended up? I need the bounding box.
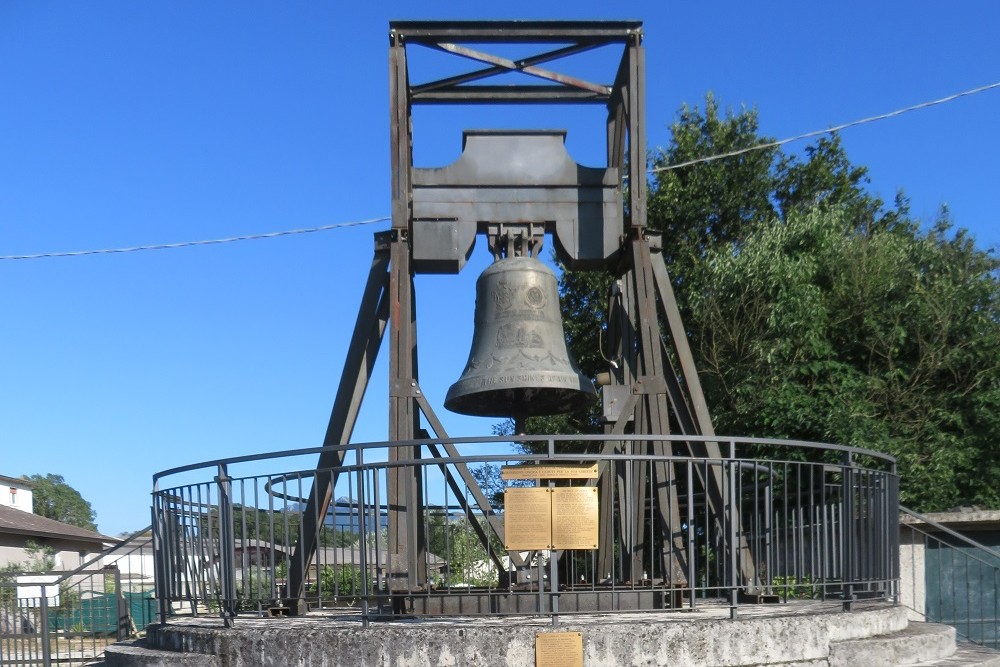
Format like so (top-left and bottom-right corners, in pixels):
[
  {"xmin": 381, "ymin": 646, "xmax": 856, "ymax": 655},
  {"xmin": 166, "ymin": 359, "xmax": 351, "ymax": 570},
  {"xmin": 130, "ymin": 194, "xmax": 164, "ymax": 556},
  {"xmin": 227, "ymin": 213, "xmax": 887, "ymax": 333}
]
[
  {"xmin": 502, "ymin": 464, "xmax": 599, "ymax": 480},
  {"xmin": 504, "ymin": 487, "xmax": 553, "ymax": 550},
  {"xmin": 551, "ymin": 487, "xmax": 599, "ymax": 550},
  {"xmin": 536, "ymin": 632, "xmax": 583, "ymax": 667}
]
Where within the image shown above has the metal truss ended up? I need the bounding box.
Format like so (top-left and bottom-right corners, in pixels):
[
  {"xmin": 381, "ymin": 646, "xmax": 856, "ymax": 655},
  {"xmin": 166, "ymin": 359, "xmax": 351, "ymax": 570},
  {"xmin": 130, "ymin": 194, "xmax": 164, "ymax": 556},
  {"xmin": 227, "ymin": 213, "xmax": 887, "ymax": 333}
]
[{"xmin": 285, "ymin": 21, "xmax": 755, "ymax": 614}]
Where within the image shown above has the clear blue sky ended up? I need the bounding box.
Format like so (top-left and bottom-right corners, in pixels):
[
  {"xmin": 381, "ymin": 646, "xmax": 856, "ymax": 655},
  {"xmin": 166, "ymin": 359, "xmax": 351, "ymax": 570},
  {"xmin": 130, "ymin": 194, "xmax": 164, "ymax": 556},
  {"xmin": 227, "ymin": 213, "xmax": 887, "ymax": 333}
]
[{"xmin": 2, "ymin": 2, "xmax": 998, "ymax": 535}]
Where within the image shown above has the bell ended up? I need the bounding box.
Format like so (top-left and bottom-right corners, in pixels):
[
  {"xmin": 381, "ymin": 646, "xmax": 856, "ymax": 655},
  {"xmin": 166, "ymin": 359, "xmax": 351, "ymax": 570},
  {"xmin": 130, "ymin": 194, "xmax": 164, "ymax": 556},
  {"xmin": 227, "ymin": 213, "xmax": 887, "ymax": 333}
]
[{"xmin": 445, "ymin": 256, "xmax": 597, "ymax": 418}]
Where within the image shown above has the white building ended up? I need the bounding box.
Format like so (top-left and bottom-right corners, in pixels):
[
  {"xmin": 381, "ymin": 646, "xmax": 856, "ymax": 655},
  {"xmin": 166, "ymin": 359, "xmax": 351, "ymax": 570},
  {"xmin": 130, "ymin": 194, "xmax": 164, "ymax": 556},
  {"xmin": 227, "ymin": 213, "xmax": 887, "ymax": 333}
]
[
  {"xmin": 0, "ymin": 475, "xmax": 34, "ymax": 514},
  {"xmin": 0, "ymin": 474, "xmax": 113, "ymax": 571}
]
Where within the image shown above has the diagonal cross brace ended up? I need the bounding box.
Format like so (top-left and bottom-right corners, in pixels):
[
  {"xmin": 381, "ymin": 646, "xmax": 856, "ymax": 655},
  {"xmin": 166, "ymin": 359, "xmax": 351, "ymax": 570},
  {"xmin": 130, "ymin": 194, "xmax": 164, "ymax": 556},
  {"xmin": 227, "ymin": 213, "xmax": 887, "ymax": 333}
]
[
  {"xmin": 412, "ymin": 42, "xmax": 604, "ymax": 95},
  {"xmin": 648, "ymin": 247, "xmax": 758, "ymax": 586},
  {"xmin": 414, "ymin": 391, "xmax": 526, "ymax": 569},
  {"xmin": 430, "ymin": 42, "xmax": 611, "ymax": 95},
  {"xmin": 286, "ymin": 244, "xmax": 391, "ymax": 611}
]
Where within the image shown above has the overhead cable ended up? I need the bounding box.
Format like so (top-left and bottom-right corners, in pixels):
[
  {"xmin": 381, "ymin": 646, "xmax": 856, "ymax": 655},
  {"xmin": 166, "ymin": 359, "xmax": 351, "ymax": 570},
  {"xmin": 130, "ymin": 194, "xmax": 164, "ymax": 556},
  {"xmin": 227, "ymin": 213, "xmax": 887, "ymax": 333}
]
[
  {"xmin": 3, "ymin": 79, "xmax": 998, "ymax": 261},
  {"xmin": 649, "ymin": 80, "xmax": 1000, "ymax": 173},
  {"xmin": 0, "ymin": 217, "xmax": 390, "ymax": 261}
]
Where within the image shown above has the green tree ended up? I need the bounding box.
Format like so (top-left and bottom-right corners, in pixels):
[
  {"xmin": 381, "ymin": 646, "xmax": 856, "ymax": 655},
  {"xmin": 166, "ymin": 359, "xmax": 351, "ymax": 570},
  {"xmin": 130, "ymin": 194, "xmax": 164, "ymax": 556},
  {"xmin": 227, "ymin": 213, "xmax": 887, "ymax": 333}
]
[
  {"xmin": 22, "ymin": 539, "xmax": 56, "ymax": 571},
  {"xmin": 313, "ymin": 564, "xmax": 361, "ymax": 599},
  {"xmin": 27, "ymin": 474, "xmax": 97, "ymax": 530},
  {"xmin": 426, "ymin": 512, "xmax": 500, "ymax": 587},
  {"xmin": 690, "ymin": 207, "xmax": 1000, "ymax": 510},
  {"xmin": 547, "ymin": 95, "xmax": 1000, "ymax": 511}
]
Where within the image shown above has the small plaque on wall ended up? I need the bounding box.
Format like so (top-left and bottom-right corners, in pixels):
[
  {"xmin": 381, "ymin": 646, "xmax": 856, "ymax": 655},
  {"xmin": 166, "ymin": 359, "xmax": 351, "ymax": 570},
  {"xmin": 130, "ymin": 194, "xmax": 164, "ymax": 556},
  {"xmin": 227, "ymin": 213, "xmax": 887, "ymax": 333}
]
[
  {"xmin": 536, "ymin": 631, "xmax": 583, "ymax": 667},
  {"xmin": 504, "ymin": 487, "xmax": 553, "ymax": 550},
  {"xmin": 551, "ymin": 487, "xmax": 599, "ymax": 550},
  {"xmin": 502, "ymin": 464, "xmax": 599, "ymax": 480}
]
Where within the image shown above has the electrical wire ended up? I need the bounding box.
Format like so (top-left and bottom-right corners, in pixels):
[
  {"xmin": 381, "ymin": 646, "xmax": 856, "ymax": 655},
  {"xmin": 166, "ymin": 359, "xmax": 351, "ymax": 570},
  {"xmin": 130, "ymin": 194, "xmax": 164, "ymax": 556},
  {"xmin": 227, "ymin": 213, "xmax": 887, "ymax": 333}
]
[
  {"xmin": 649, "ymin": 80, "xmax": 1000, "ymax": 173},
  {"xmin": 2, "ymin": 79, "xmax": 997, "ymax": 262},
  {"xmin": 0, "ymin": 217, "xmax": 390, "ymax": 261}
]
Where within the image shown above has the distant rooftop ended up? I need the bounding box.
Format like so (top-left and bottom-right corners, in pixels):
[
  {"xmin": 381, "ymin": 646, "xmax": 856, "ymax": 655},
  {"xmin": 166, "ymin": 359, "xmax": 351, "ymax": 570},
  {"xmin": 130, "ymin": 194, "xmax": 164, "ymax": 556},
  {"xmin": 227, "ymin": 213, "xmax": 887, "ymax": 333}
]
[
  {"xmin": 901, "ymin": 507, "xmax": 1000, "ymax": 531},
  {"xmin": 0, "ymin": 475, "xmax": 34, "ymax": 488},
  {"xmin": 0, "ymin": 504, "xmax": 113, "ymax": 546}
]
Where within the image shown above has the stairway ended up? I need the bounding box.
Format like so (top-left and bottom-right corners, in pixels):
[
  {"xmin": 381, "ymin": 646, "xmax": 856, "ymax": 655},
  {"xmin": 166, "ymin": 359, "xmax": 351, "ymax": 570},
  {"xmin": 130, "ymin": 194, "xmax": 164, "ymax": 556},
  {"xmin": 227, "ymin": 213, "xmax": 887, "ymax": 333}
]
[
  {"xmin": 829, "ymin": 623, "xmax": 1000, "ymax": 666},
  {"xmin": 102, "ymin": 639, "xmax": 218, "ymax": 666}
]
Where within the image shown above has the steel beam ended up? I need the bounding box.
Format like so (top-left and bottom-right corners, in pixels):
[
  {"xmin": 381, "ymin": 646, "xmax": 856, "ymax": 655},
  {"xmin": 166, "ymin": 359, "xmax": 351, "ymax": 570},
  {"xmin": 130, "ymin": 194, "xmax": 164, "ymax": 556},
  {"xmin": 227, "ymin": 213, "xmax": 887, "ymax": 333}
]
[
  {"xmin": 412, "ymin": 42, "xmax": 605, "ymax": 95},
  {"xmin": 414, "ymin": 390, "xmax": 522, "ymax": 569},
  {"xmin": 649, "ymin": 248, "xmax": 758, "ymax": 586},
  {"xmin": 386, "ymin": 232, "xmax": 426, "ymax": 590},
  {"xmin": 387, "ymin": 29, "xmax": 426, "ymax": 593},
  {"xmin": 412, "ymin": 86, "xmax": 609, "ymax": 105},
  {"xmin": 390, "ymin": 21, "xmax": 642, "ymax": 44},
  {"xmin": 286, "ymin": 242, "xmax": 391, "ymax": 611}
]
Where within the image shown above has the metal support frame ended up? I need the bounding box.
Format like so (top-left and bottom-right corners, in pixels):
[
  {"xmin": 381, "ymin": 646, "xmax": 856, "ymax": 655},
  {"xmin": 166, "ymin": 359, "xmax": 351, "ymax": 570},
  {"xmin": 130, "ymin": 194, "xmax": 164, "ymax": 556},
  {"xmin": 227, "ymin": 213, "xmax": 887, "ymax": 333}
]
[{"xmin": 283, "ymin": 20, "xmax": 755, "ymax": 615}]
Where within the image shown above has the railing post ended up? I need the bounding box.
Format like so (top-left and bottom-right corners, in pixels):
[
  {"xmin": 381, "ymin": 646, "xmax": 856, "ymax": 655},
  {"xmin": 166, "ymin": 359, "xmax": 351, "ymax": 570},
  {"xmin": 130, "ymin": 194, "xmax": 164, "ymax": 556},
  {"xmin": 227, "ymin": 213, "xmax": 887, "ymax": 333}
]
[
  {"xmin": 842, "ymin": 451, "xmax": 855, "ymax": 611},
  {"xmin": 216, "ymin": 464, "xmax": 237, "ymax": 627},
  {"xmin": 687, "ymin": 459, "xmax": 696, "ymax": 610},
  {"xmin": 728, "ymin": 440, "xmax": 738, "ymax": 619},
  {"xmin": 39, "ymin": 583, "xmax": 52, "ymax": 667},
  {"xmin": 152, "ymin": 484, "xmax": 170, "ymax": 625},
  {"xmin": 114, "ymin": 565, "xmax": 129, "ymax": 641},
  {"xmin": 357, "ymin": 447, "xmax": 370, "ymax": 628},
  {"xmin": 549, "ymin": 480, "xmax": 559, "ymax": 626},
  {"xmin": 890, "ymin": 461, "xmax": 899, "ymax": 605}
]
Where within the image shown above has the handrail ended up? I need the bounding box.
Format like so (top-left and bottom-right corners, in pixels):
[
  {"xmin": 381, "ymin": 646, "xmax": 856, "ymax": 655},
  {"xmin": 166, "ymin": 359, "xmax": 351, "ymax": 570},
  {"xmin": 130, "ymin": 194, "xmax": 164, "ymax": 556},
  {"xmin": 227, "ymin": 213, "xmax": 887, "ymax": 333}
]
[
  {"xmin": 900, "ymin": 506, "xmax": 1000, "ymax": 561},
  {"xmin": 151, "ymin": 436, "xmax": 899, "ymax": 622},
  {"xmin": 153, "ymin": 434, "xmax": 895, "ymax": 482},
  {"xmin": 50, "ymin": 524, "xmax": 152, "ymax": 586},
  {"xmin": 0, "ymin": 524, "xmax": 158, "ymax": 665}
]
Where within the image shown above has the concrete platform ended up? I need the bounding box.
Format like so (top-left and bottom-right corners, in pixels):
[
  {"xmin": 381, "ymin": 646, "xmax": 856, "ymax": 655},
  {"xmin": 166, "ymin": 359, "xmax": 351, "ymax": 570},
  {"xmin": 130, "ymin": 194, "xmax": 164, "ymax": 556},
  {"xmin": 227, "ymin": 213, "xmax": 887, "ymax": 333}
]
[{"xmin": 100, "ymin": 601, "xmax": 1000, "ymax": 666}]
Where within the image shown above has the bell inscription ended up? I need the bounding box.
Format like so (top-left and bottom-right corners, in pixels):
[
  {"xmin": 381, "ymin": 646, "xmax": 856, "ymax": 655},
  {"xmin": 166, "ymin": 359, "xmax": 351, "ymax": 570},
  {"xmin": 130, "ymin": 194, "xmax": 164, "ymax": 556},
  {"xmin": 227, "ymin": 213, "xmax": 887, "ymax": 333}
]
[{"xmin": 496, "ymin": 323, "xmax": 544, "ymax": 350}]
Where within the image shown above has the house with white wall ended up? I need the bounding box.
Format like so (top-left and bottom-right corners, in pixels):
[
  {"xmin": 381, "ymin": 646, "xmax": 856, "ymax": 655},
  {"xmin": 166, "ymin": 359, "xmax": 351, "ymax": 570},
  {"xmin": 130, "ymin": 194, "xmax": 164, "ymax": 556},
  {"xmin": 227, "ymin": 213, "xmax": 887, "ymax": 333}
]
[
  {"xmin": 0, "ymin": 474, "xmax": 113, "ymax": 571},
  {"xmin": 0, "ymin": 475, "xmax": 34, "ymax": 514}
]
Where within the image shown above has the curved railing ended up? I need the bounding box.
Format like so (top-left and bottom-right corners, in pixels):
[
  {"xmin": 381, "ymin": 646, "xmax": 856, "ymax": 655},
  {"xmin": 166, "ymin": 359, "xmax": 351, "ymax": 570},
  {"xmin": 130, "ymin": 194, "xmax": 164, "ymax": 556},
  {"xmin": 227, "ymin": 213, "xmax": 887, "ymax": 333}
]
[{"xmin": 151, "ymin": 435, "xmax": 898, "ymax": 624}]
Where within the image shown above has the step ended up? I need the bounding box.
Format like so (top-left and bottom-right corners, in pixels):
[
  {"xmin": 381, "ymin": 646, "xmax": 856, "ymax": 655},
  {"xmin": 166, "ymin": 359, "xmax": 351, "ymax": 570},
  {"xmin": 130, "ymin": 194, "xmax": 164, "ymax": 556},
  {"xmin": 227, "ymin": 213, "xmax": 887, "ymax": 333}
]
[
  {"xmin": 104, "ymin": 639, "xmax": 219, "ymax": 667},
  {"xmin": 910, "ymin": 643, "xmax": 1000, "ymax": 667},
  {"xmin": 828, "ymin": 623, "xmax": 956, "ymax": 667}
]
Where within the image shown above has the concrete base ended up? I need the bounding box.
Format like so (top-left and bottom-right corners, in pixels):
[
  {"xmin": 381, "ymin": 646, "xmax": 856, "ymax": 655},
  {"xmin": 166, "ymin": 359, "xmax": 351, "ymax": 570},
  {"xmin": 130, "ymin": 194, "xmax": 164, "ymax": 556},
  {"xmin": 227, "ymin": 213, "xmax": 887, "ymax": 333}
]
[{"xmin": 106, "ymin": 600, "xmax": 932, "ymax": 666}]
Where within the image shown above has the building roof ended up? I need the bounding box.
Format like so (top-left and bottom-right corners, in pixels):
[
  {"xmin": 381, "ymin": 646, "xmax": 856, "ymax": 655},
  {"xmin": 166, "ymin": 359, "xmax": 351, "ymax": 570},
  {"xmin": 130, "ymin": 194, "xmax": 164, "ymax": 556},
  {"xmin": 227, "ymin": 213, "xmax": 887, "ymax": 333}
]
[
  {"xmin": 0, "ymin": 475, "xmax": 34, "ymax": 489},
  {"xmin": 0, "ymin": 505, "xmax": 113, "ymax": 546}
]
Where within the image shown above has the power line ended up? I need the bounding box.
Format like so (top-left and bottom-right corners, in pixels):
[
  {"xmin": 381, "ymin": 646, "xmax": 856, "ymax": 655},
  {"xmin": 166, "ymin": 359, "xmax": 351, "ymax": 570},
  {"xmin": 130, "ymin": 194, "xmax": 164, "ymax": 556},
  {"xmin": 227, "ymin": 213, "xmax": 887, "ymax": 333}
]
[
  {"xmin": 0, "ymin": 217, "xmax": 390, "ymax": 261},
  {"xmin": 3, "ymin": 79, "xmax": 997, "ymax": 261},
  {"xmin": 649, "ymin": 80, "xmax": 1000, "ymax": 173}
]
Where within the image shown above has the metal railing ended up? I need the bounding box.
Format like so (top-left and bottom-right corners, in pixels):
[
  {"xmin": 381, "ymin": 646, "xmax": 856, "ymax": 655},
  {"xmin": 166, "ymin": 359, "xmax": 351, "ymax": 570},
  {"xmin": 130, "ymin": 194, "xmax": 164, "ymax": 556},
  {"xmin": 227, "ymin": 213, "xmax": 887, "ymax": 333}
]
[
  {"xmin": 899, "ymin": 507, "xmax": 1000, "ymax": 649},
  {"xmin": 152, "ymin": 434, "xmax": 899, "ymax": 625},
  {"xmin": 0, "ymin": 527, "xmax": 156, "ymax": 666}
]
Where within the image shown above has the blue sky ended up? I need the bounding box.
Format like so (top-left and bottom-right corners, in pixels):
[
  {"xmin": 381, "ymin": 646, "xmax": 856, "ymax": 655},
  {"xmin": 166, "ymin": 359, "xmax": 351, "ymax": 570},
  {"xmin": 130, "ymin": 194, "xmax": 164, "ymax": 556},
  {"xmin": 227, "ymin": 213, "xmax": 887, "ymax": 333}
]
[{"xmin": 2, "ymin": 2, "xmax": 998, "ymax": 535}]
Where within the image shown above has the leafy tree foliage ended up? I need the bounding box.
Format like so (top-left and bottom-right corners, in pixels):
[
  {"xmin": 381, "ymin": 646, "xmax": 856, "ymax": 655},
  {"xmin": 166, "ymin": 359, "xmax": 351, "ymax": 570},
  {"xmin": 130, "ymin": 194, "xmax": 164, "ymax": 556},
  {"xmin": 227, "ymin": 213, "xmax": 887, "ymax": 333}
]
[
  {"xmin": 223, "ymin": 505, "xmax": 359, "ymax": 547},
  {"xmin": 548, "ymin": 95, "xmax": 1000, "ymax": 512},
  {"xmin": 692, "ymin": 208, "xmax": 1000, "ymax": 510},
  {"xmin": 27, "ymin": 473, "xmax": 97, "ymax": 531},
  {"xmin": 426, "ymin": 512, "xmax": 500, "ymax": 587}
]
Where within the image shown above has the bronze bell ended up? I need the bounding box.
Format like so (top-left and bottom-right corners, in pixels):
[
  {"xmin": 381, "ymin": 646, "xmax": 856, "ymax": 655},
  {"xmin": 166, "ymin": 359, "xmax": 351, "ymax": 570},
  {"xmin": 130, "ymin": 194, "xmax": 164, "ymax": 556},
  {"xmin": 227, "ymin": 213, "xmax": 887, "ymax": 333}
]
[{"xmin": 445, "ymin": 256, "xmax": 597, "ymax": 418}]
